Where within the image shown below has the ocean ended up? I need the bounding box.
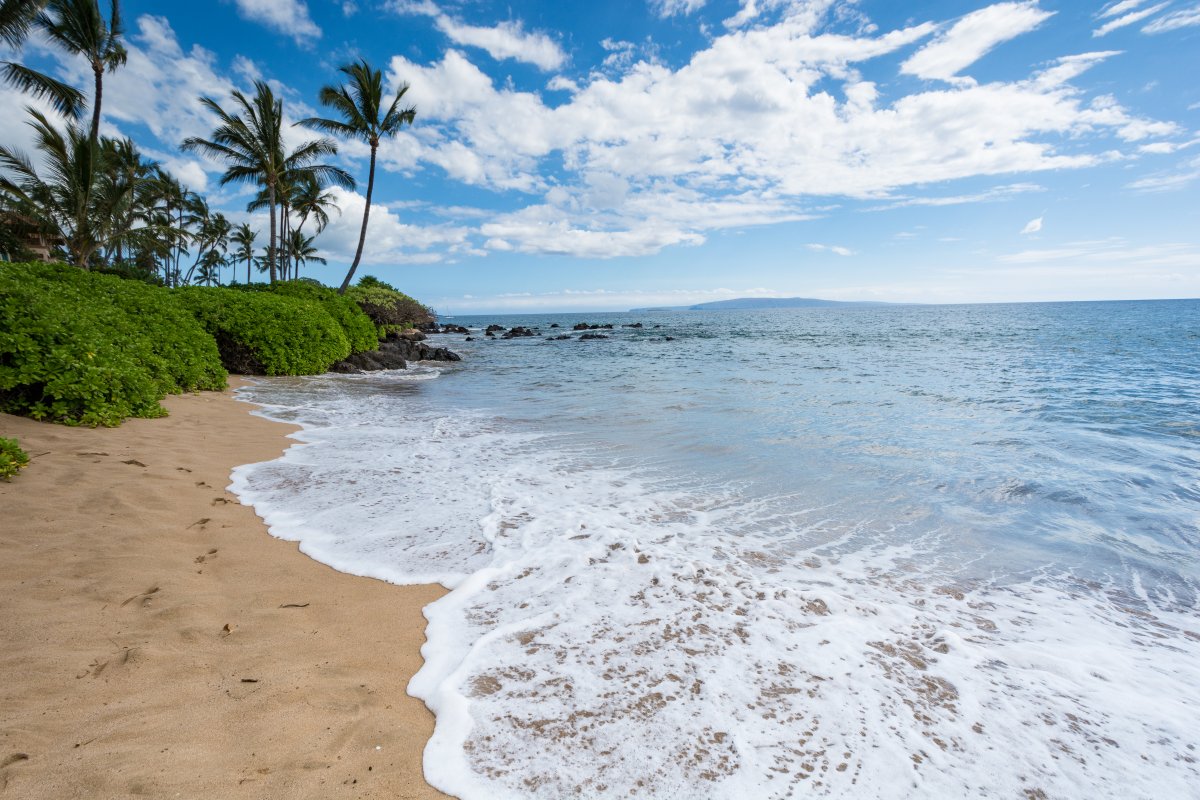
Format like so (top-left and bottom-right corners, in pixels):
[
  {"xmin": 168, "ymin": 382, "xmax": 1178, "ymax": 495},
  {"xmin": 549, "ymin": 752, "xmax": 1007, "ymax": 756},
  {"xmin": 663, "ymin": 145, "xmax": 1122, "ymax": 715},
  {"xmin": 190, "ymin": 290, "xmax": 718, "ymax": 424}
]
[{"xmin": 231, "ymin": 300, "xmax": 1200, "ymax": 799}]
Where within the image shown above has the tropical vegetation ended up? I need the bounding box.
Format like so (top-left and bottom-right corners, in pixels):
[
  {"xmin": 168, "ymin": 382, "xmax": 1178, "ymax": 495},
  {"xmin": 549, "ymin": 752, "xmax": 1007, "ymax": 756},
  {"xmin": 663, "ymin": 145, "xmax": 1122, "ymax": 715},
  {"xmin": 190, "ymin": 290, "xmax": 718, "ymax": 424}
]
[
  {"xmin": 0, "ymin": 0, "xmax": 436, "ymax": 426},
  {"xmin": 0, "ymin": 435, "xmax": 30, "ymax": 481}
]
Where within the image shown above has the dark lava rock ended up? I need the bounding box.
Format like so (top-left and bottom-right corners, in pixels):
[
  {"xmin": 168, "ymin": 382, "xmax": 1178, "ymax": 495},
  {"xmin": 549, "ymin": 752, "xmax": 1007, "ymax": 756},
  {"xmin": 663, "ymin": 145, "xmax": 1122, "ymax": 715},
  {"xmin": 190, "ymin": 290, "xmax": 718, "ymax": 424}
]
[
  {"xmin": 465, "ymin": 336, "xmax": 475, "ymax": 341},
  {"xmin": 572, "ymin": 322, "xmax": 591, "ymax": 331},
  {"xmin": 332, "ymin": 333, "xmax": 463, "ymax": 372},
  {"xmin": 600, "ymin": 324, "xmax": 614, "ymax": 329},
  {"xmin": 485, "ymin": 331, "xmax": 496, "ymax": 337},
  {"xmin": 330, "ymin": 349, "xmax": 407, "ymax": 373},
  {"xmin": 486, "ymin": 324, "xmax": 506, "ymax": 333},
  {"xmin": 579, "ymin": 333, "xmax": 609, "ymax": 340},
  {"xmin": 653, "ymin": 324, "xmax": 661, "ymax": 329},
  {"xmin": 665, "ymin": 336, "xmax": 676, "ymax": 341},
  {"xmin": 501, "ymin": 326, "xmax": 538, "ymax": 339},
  {"xmin": 623, "ymin": 323, "xmax": 644, "ymax": 328},
  {"xmin": 441, "ymin": 324, "xmax": 469, "ymax": 334},
  {"xmin": 549, "ymin": 323, "xmax": 560, "ymax": 328},
  {"xmin": 396, "ymin": 328, "xmax": 427, "ymax": 342},
  {"xmin": 546, "ymin": 334, "xmax": 573, "ymax": 340}
]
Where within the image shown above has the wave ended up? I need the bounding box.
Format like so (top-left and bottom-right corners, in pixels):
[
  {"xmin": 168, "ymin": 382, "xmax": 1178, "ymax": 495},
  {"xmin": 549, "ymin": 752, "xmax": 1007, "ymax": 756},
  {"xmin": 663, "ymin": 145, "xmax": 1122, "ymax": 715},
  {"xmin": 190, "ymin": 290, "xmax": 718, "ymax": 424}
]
[{"xmin": 231, "ymin": 375, "xmax": 1200, "ymax": 799}]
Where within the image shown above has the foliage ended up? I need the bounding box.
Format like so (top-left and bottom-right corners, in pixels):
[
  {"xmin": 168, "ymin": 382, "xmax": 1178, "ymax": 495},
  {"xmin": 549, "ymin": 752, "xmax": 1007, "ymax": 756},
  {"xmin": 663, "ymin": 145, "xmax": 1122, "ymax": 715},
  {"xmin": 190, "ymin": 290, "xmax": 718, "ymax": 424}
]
[
  {"xmin": 256, "ymin": 280, "xmax": 378, "ymax": 353},
  {"xmin": 0, "ymin": 261, "xmax": 226, "ymax": 426},
  {"xmin": 181, "ymin": 81, "xmax": 352, "ymax": 283},
  {"xmin": 345, "ymin": 274, "xmax": 435, "ymax": 332},
  {"xmin": 0, "ymin": 436, "xmax": 29, "ymax": 481},
  {"xmin": 174, "ymin": 286, "xmax": 351, "ymax": 376}
]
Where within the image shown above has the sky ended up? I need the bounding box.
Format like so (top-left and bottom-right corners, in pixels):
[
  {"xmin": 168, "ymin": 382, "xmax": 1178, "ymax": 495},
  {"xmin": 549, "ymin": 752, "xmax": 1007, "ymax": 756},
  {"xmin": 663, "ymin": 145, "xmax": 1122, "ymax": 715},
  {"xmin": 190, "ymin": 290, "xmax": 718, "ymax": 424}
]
[{"xmin": 2, "ymin": 0, "xmax": 1198, "ymax": 313}]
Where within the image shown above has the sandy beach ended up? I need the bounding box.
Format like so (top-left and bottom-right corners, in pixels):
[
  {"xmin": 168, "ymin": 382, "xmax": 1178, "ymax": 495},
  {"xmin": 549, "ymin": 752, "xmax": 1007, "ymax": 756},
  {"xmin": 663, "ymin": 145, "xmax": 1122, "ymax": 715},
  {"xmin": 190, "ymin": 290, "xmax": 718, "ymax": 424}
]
[{"xmin": 0, "ymin": 382, "xmax": 449, "ymax": 799}]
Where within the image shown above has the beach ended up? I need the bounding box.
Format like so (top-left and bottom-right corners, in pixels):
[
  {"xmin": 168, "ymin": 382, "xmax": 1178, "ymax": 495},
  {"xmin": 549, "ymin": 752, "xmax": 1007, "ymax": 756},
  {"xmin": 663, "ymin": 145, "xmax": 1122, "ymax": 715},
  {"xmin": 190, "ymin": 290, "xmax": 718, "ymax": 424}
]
[{"xmin": 0, "ymin": 382, "xmax": 448, "ymax": 799}]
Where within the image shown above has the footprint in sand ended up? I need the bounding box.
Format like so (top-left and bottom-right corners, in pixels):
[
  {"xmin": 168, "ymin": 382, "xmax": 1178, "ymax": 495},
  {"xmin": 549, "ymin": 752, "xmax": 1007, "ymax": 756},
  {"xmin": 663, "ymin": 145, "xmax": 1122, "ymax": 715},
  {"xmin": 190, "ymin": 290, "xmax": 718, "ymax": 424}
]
[
  {"xmin": 76, "ymin": 647, "xmax": 137, "ymax": 679},
  {"xmin": 194, "ymin": 548, "xmax": 219, "ymax": 564},
  {"xmin": 120, "ymin": 586, "xmax": 159, "ymax": 608}
]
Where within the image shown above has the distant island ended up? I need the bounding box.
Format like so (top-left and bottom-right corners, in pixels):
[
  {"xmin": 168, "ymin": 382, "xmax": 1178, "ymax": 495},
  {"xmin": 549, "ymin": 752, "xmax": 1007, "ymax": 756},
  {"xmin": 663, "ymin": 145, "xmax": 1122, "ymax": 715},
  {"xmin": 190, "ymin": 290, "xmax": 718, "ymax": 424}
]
[{"xmin": 629, "ymin": 297, "xmax": 895, "ymax": 312}]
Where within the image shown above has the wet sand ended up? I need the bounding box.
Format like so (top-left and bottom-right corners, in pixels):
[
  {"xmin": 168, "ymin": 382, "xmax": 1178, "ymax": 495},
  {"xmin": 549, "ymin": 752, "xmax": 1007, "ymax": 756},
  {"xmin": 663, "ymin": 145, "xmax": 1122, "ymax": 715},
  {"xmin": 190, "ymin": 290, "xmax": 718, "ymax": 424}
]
[{"xmin": 0, "ymin": 382, "xmax": 450, "ymax": 799}]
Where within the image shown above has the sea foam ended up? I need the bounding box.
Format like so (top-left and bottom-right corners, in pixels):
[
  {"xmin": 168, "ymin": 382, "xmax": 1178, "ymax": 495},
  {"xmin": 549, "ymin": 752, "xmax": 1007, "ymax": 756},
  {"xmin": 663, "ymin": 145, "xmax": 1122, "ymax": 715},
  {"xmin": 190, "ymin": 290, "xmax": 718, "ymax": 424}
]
[{"xmin": 232, "ymin": 370, "xmax": 1200, "ymax": 800}]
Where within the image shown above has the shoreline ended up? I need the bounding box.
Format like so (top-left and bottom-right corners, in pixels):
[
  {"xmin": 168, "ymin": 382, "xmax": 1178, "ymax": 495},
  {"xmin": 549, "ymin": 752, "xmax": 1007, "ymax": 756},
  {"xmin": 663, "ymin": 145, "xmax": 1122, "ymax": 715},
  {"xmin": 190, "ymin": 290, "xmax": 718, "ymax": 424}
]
[{"xmin": 0, "ymin": 382, "xmax": 449, "ymax": 799}]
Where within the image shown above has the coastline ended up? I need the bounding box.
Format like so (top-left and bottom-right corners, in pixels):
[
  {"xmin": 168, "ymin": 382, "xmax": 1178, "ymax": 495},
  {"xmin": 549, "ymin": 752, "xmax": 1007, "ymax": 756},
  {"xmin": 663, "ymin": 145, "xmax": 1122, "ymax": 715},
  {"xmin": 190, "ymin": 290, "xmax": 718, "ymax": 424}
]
[{"xmin": 0, "ymin": 381, "xmax": 449, "ymax": 799}]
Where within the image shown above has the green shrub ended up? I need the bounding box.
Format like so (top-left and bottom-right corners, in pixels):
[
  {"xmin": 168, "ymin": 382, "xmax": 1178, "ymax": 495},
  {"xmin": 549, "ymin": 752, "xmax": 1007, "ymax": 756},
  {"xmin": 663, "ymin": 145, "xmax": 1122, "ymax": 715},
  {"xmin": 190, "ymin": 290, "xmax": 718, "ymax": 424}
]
[
  {"xmin": 174, "ymin": 287, "xmax": 351, "ymax": 376},
  {"xmin": 0, "ymin": 262, "xmax": 227, "ymax": 426},
  {"xmin": 239, "ymin": 280, "xmax": 378, "ymax": 353},
  {"xmin": 345, "ymin": 275, "xmax": 435, "ymax": 333},
  {"xmin": 0, "ymin": 436, "xmax": 29, "ymax": 480}
]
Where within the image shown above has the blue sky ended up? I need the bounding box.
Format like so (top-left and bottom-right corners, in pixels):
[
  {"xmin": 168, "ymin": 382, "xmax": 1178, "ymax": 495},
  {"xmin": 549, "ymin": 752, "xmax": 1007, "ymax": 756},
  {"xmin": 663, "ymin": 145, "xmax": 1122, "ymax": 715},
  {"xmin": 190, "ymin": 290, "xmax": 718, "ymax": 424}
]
[{"xmin": 2, "ymin": 0, "xmax": 1198, "ymax": 312}]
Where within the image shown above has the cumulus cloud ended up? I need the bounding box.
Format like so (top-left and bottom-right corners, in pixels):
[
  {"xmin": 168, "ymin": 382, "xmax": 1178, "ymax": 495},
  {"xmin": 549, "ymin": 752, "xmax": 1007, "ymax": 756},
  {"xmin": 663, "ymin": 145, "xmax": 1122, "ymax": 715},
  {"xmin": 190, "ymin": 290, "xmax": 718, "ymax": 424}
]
[
  {"xmin": 901, "ymin": 2, "xmax": 1053, "ymax": 83},
  {"xmin": 1143, "ymin": 4, "xmax": 1200, "ymax": 33},
  {"xmin": 374, "ymin": 3, "xmax": 1173, "ymax": 258},
  {"xmin": 316, "ymin": 186, "xmax": 473, "ymax": 264},
  {"xmin": 1020, "ymin": 216, "xmax": 1043, "ymax": 234},
  {"xmin": 1093, "ymin": 2, "xmax": 1168, "ymax": 36},
  {"xmin": 233, "ymin": 0, "xmax": 322, "ymax": 44}
]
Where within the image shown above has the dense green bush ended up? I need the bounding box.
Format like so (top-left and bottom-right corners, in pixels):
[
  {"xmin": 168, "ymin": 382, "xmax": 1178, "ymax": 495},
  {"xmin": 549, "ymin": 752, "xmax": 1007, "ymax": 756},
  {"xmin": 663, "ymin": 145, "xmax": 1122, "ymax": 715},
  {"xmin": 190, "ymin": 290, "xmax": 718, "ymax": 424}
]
[
  {"xmin": 0, "ymin": 436, "xmax": 29, "ymax": 480},
  {"xmin": 0, "ymin": 262, "xmax": 227, "ymax": 426},
  {"xmin": 236, "ymin": 280, "xmax": 378, "ymax": 353},
  {"xmin": 345, "ymin": 275, "xmax": 435, "ymax": 332},
  {"xmin": 174, "ymin": 287, "xmax": 351, "ymax": 375}
]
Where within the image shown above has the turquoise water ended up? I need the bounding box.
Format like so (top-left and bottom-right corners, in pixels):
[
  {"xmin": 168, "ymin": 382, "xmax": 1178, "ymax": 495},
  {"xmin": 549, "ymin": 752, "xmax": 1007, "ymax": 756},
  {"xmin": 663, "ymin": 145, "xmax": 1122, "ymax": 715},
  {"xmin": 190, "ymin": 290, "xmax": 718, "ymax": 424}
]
[{"xmin": 234, "ymin": 300, "xmax": 1200, "ymax": 799}]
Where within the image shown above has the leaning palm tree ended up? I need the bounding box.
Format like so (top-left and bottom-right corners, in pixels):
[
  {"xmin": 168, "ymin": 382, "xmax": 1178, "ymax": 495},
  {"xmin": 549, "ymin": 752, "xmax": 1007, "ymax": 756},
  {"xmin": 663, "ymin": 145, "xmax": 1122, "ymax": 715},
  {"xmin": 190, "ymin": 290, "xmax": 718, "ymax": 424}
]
[
  {"xmin": 229, "ymin": 222, "xmax": 256, "ymax": 284},
  {"xmin": 0, "ymin": 0, "xmax": 84, "ymax": 118},
  {"xmin": 182, "ymin": 80, "xmax": 352, "ymax": 283},
  {"xmin": 300, "ymin": 59, "xmax": 415, "ymax": 294}
]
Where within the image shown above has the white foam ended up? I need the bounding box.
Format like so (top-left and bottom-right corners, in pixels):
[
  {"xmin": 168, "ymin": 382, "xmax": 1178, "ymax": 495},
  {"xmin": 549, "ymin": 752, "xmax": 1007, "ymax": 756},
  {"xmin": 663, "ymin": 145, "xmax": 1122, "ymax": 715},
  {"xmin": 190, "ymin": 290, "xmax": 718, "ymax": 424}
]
[{"xmin": 232, "ymin": 378, "xmax": 1200, "ymax": 800}]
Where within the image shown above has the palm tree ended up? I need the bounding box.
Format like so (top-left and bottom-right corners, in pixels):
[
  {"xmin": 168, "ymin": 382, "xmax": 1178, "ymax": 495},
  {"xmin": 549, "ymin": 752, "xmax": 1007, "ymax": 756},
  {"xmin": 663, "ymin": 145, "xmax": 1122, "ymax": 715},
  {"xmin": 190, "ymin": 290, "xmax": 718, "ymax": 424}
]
[
  {"xmin": 182, "ymin": 80, "xmax": 352, "ymax": 283},
  {"xmin": 194, "ymin": 249, "xmax": 224, "ymax": 286},
  {"xmin": 0, "ymin": 108, "xmax": 129, "ymax": 266},
  {"xmin": 300, "ymin": 59, "xmax": 415, "ymax": 294},
  {"xmin": 249, "ymin": 173, "xmax": 338, "ymax": 280},
  {"xmin": 230, "ymin": 222, "xmax": 256, "ymax": 284},
  {"xmin": 0, "ymin": 0, "xmax": 84, "ymax": 119},
  {"xmin": 182, "ymin": 206, "xmax": 230, "ymax": 285},
  {"xmin": 286, "ymin": 229, "xmax": 325, "ymax": 278},
  {"xmin": 35, "ymin": 0, "xmax": 126, "ymax": 147}
]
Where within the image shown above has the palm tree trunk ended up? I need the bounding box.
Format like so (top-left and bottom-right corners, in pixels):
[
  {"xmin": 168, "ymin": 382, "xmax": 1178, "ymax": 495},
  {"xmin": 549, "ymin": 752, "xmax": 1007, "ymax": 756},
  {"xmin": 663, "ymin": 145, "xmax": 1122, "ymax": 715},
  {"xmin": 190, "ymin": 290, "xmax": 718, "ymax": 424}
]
[
  {"xmin": 339, "ymin": 145, "xmax": 376, "ymax": 295},
  {"xmin": 267, "ymin": 182, "xmax": 278, "ymax": 283},
  {"xmin": 90, "ymin": 63, "xmax": 102, "ymax": 147}
]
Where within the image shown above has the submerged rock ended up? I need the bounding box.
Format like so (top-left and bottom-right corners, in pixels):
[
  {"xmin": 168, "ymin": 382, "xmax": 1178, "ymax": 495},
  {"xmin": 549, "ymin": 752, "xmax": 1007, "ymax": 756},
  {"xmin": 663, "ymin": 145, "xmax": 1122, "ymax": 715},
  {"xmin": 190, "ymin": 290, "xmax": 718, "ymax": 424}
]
[{"xmin": 579, "ymin": 333, "xmax": 609, "ymax": 340}]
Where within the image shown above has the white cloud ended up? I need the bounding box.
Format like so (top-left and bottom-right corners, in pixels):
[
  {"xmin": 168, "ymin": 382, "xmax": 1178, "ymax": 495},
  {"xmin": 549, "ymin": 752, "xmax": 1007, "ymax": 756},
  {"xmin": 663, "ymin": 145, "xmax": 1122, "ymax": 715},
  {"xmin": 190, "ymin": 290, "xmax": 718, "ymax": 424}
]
[
  {"xmin": 1099, "ymin": 0, "xmax": 1149, "ymax": 17},
  {"xmin": 806, "ymin": 243, "xmax": 855, "ymax": 255},
  {"xmin": 1143, "ymin": 4, "xmax": 1200, "ymax": 32},
  {"xmin": 870, "ymin": 182, "xmax": 1044, "ymax": 209},
  {"xmin": 1093, "ymin": 2, "xmax": 1168, "ymax": 36},
  {"xmin": 233, "ymin": 0, "xmax": 322, "ymax": 44},
  {"xmin": 1020, "ymin": 216, "xmax": 1043, "ymax": 234},
  {"xmin": 901, "ymin": 2, "xmax": 1053, "ymax": 83},
  {"xmin": 372, "ymin": 2, "xmax": 1179, "ymax": 259},
  {"xmin": 390, "ymin": 1, "xmax": 566, "ymax": 71},
  {"xmin": 434, "ymin": 16, "xmax": 566, "ymax": 71},
  {"xmin": 651, "ymin": 0, "xmax": 707, "ymax": 18},
  {"xmin": 1127, "ymin": 155, "xmax": 1200, "ymax": 191},
  {"xmin": 317, "ymin": 186, "xmax": 472, "ymax": 264}
]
